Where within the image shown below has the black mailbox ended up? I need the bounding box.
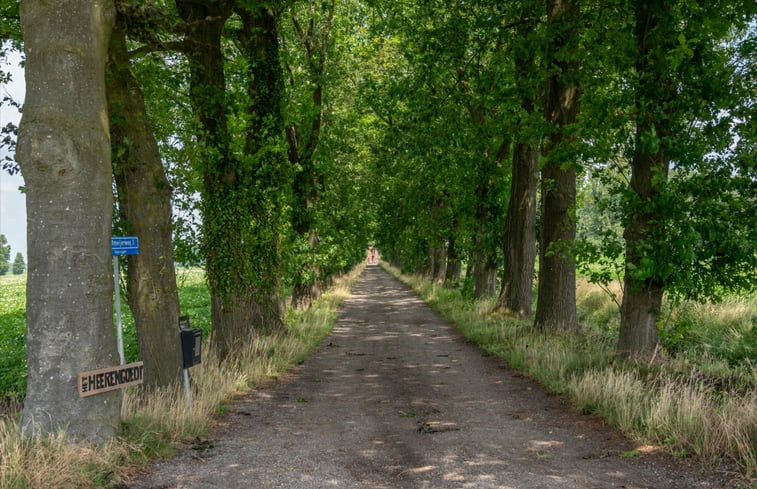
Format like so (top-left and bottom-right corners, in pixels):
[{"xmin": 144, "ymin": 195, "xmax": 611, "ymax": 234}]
[{"xmin": 179, "ymin": 315, "xmax": 202, "ymax": 369}]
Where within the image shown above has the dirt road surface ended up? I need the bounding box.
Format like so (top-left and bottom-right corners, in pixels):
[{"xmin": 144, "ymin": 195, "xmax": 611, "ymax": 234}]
[{"xmin": 127, "ymin": 265, "xmax": 737, "ymax": 489}]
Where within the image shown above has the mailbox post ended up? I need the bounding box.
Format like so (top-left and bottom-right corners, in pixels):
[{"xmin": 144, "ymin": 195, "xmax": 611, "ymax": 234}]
[{"xmin": 179, "ymin": 315, "xmax": 202, "ymax": 409}]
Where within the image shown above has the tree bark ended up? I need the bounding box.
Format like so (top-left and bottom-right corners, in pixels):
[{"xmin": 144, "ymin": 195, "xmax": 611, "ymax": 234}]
[
  {"xmin": 177, "ymin": 0, "xmax": 266, "ymax": 360},
  {"xmin": 287, "ymin": 1, "xmax": 335, "ymax": 308},
  {"xmin": 498, "ymin": 141, "xmax": 538, "ymax": 317},
  {"xmin": 494, "ymin": 2, "xmax": 538, "ymax": 318},
  {"xmin": 471, "ymin": 172, "xmax": 499, "ymax": 299},
  {"xmin": 444, "ymin": 235, "xmax": 461, "ymax": 284},
  {"xmin": 473, "ymin": 247, "xmax": 497, "ymax": 299},
  {"xmin": 17, "ymin": 0, "xmax": 121, "ymax": 441},
  {"xmin": 232, "ymin": 2, "xmax": 288, "ymax": 336},
  {"xmin": 534, "ymin": 0, "xmax": 582, "ymax": 332},
  {"xmin": 618, "ymin": 1, "xmax": 675, "ymax": 361},
  {"xmin": 497, "ymin": 78, "xmax": 538, "ymax": 319},
  {"xmin": 106, "ymin": 22, "xmax": 183, "ymax": 390},
  {"xmin": 431, "ymin": 245, "xmax": 447, "ymax": 283}
]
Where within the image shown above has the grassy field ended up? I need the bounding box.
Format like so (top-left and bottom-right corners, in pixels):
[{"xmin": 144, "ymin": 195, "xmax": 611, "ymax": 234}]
[
  {"xmin": 0, "ymin": 269, "xmax": 214, "ymax": 400},
  {"xmin": 0, "ymin": 274, "xmax": 26, "ymax": 400},
  {"xmin": 384, "ymin": 264, "xmax": 756, "ymax": 480},
  {"xmin": 0, "ymin": 265, "xmax": 364, "ymax": 488}
]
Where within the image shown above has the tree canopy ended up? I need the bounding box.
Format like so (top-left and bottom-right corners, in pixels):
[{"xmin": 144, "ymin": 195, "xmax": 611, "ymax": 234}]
[{"xmin": 4, "ymin": 0, "xmax": 756, "ymax": 440}]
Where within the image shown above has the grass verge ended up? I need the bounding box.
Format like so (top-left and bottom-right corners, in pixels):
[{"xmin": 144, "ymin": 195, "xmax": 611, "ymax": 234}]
[
  {"xmin": 383, "ymin": 263, "xmax": 756, "ymax": 480},
  {"xmin": 0, "ymin": 264, "xmax": 364, "ymax": 488}
]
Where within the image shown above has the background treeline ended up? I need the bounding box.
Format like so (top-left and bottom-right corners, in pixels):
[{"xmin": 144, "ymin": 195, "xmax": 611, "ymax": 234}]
[
  {"xmin": 0, "ymin": 0, "xmax": 754, "ymax": 459},
  {"xmin": 361, "ymin": 0, "xmax": 756, "ymax": 358}
]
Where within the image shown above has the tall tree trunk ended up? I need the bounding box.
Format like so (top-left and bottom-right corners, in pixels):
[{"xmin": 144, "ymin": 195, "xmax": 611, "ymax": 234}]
[
  {"xmin": 498, "ymin": 141, "xmax": 538, "ymax": 317},
  {"xmin": 287, "ymin": 1, "xmax": 335, "ymax": 309},
  {"xmin": 534, "ymin": 0, "xmax": 582, "ymax": 332},
  {"xmin": 473, "ymin": 247, "xmax": 497, "ymax": 299},
  {"xmin": 618, "ymin": 1, "xmax": 675, "ymax": 361},
  {"xmin": 471, "ymin": 174, "xmax": 499, "ymax": 298},
  {"xmin": 176, "ymin": 0, "xmax": 253, "ymax": 360},
  {"xmin": 232, "ymin": 2, "xmax": 288, "ymax": 336},
  {"xmin": 17, "ymin": 0, "xmax": 121, "ymax": 441},
  {"xmin": 106, "ymin": 22, "xmax": 182, "ymax": 390},
  {"xmin": 444, "ymin": 234, "xmax": 461, "ymax": 284},
  {"xmin": 431, "ymin": 245, "xmax": 446, "ymax": 283}
]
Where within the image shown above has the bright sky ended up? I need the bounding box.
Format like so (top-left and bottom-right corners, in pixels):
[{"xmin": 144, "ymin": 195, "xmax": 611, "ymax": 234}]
[{"xmin": 0, "ymin": 47, "xmax": 26, "ymax": 260}]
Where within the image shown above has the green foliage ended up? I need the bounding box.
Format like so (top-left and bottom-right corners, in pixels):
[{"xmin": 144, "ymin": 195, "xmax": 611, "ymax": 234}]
[
  {"xmin": 659, "ymin": 297, "xmax": 757, "ymax": 367},
  {"xmin": 576, "ymin": 1, "xmax": 757, "ymax": 310},
  {"xmin": 0, "ymin": 234, "xmax": 10, "ymax": 275},
  {"xmin": 360, "ymin": 0, "xmax": 514, "ymax": 272},
  {"xmin": 11, "ymin": 253, "xmax": 24, "ymax": 275}
]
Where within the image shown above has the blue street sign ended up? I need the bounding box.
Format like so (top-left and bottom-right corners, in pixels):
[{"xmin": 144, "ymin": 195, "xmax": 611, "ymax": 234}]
[{"xmin": 111, "ymin": 236, "xmax": 139, "ymax": 256}]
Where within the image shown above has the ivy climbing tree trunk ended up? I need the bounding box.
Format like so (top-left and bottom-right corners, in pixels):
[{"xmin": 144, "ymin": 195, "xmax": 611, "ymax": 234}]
[
  {"xmin": 106, "ymin": 21, "xmax": 183, "ymax": 390},
  {"xmin": 17, "ymin": 0, "xmax": 121, "ymax": 441},
  {"xmin": 534, "ymin": 0, "xmax": 582, "ymax": 332},
  {"xmin": 178, "ymin": 0, "xmax": 289, "ymax": 358},
  {"xmin": 231, "ymin": 1, "xmax": 289, "ymax": 336},
  {"xmin": 617, "ymin": 1, "xmax": 675, "ymax": 360},
  {"xmin": 287, "ymin": 0, "xmax": 335, "ymax": 309},
  {"xmin": 176, "ymin": 0, "xmax": 250, "ymax": 360}
]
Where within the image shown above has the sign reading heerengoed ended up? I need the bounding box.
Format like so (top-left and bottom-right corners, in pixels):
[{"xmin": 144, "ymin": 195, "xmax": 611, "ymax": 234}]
[{"xmin": 78, "ymin": 361, "xmax": 144, "ymax": 397}]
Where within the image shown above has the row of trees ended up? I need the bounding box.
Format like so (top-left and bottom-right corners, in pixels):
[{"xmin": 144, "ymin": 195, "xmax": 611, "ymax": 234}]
[
  {"xmin": 1, "ymin": 0, "xmax": 755, "ymax": 443},
  {"xmin": 4, "ymin": 0, "xmax": 375, "ymax": 442},
  {"xmin": 362, "ymin": 1, "xmax": 755, "ymax": 354},
  {"xmin": 0, "ymin": 234, "xmax": 25, "ymax": 275}
]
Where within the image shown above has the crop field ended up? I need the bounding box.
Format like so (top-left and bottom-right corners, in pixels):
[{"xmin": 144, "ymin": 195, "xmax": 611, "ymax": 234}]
[{"xmin": 0, "ymin": 268, "xmax": 211, "ymax": 400}]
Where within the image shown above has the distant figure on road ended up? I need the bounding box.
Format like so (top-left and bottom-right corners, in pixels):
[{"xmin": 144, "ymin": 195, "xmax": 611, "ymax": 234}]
[{"xmin": 367, "ymin": 246, "xmax": 380, "ymax": 265}]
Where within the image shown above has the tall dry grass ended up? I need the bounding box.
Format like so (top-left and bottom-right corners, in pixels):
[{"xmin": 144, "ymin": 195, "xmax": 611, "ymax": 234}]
[
  {"xmin": 0, "ymin": 264, "xmax": 364, "ymax": 489},
  {"xmin": 385, "ymin": 263, "xmax": 757, "ymax": 479}
]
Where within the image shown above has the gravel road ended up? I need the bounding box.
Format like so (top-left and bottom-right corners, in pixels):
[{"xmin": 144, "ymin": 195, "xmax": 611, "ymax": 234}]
[{"xmin": 127, "ymin": 265, "xmax": 736, "ymax": 489}]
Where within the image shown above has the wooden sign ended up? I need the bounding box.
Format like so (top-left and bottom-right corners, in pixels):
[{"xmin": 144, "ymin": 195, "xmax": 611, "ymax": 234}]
[{"xmin": 78, "ymin": 361, "xmax": 144, "ymax": 397}]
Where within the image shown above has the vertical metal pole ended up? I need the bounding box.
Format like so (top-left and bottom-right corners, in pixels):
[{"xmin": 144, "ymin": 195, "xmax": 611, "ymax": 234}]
[
  {"xmin": 114, "ymin": 256, "xmax": 125, "ymax": 365},
  {"xmin": 183, "ymin": 368, "xmax": 191, "ymax": 410}
]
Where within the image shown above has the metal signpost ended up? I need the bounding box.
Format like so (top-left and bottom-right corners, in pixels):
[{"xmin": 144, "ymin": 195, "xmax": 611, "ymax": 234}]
[{"xmin": 112, "ymin": 236, "xmax": 139, "ymax": 365}]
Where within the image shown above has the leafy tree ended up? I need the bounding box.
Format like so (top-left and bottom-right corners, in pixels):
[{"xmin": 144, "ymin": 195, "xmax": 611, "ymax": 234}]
[
  {"xmin": 533, "ymin": 0, "xmax": 583, "ymax": 331},
  {"xmin": 11, "ymin": 252, "xmax": 24, "ymax": 274},
  {"xmin": 0, "ymin": 234, "xmax": 9, "ymax": 275},
  {"xmin": 617, "ymin": 0, "xmax": 756, "ymax": 360},
  {"xmin": 361, "ymin": 0, "xmax": 511, "ymax": 295},
  {"xmin": 496, "ymin": 0, "xmax": 542, "ymax": 315},
  {"xmin": 106, "ymin": 2, "xmax": 184, "ymax": 389},
  {"xmin": 174, "ymin": 0, "xmax": 292, "ymax": 358},
  {"xmin": 17, "ymin": 0, "xmax": 122, "ymax": 441},
  {"xmin": 281, "ymin": 0, "xmax": 338, "ymax": 308}
]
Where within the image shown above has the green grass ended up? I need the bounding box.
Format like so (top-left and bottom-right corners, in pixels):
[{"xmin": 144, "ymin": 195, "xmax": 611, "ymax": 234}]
[
  {"xmin": 0, "ymin": 275, "xmax": 26, "ymax": 399},
  {"xmin": 384, "ymin": 264, "xmax": 757, "ymax": 479},
  {"xmin": 0, "ymin": 268, "xmax": 212, "ymax": 398}
]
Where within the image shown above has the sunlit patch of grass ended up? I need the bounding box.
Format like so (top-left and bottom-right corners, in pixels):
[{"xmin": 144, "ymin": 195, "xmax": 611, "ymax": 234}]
[{"xmin": 0, "ymin": 420, "xmax": 125, "ymax": 489}]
